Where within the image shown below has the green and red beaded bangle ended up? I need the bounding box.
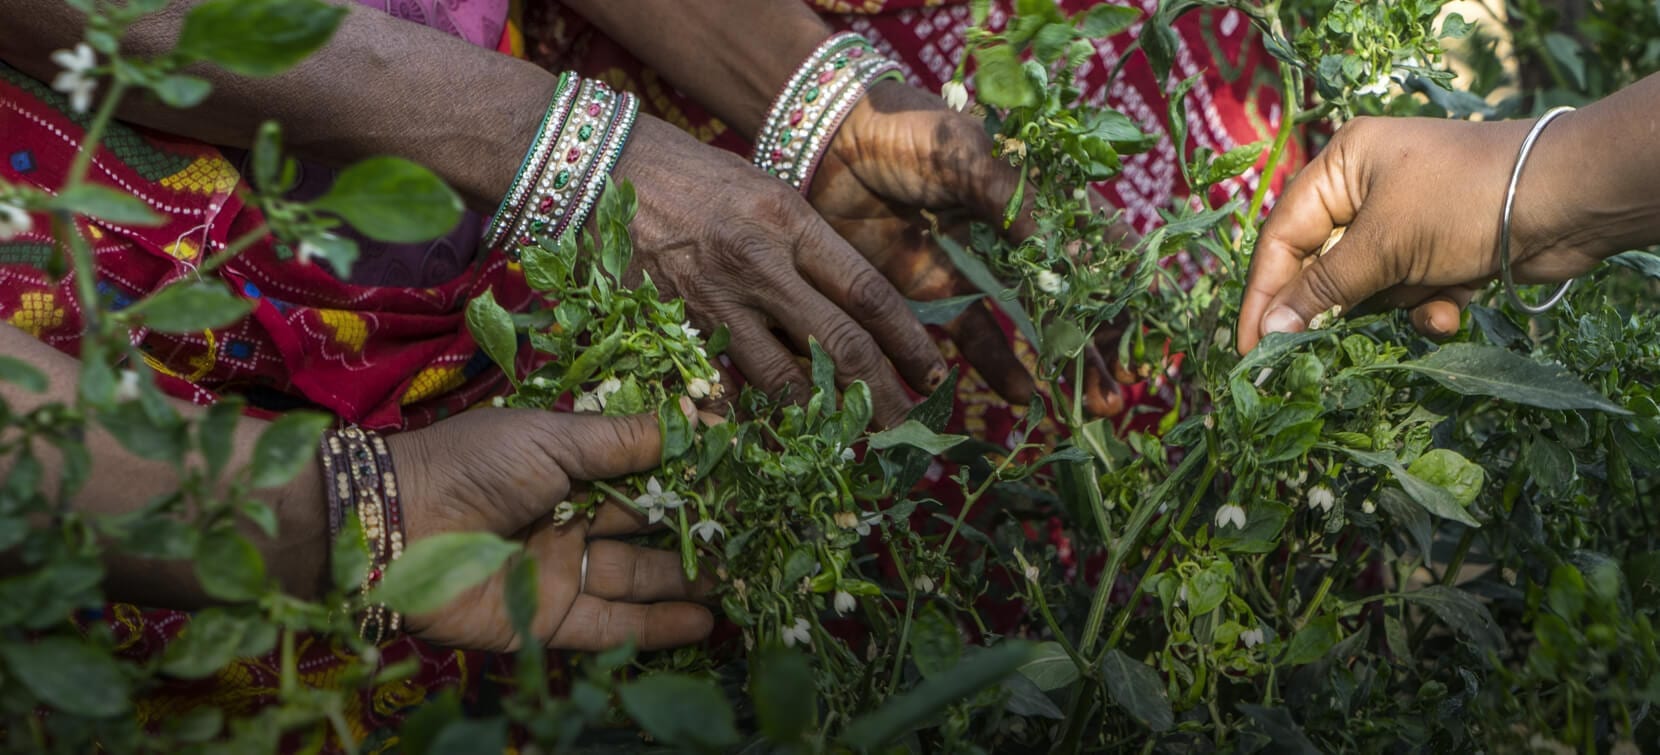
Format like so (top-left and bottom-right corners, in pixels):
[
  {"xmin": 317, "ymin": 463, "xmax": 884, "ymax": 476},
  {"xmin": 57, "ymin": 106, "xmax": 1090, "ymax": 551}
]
[
  {"xmin": 320, "ymin": 426, "xmax": 407, "ymax": 645},
  {"xmin": 484, "ymin": 75, "xmax": 640, "ymax": 258},
  {"xmin": 753, "ymin": 32, "xmax": 904, "ymax": 192}
]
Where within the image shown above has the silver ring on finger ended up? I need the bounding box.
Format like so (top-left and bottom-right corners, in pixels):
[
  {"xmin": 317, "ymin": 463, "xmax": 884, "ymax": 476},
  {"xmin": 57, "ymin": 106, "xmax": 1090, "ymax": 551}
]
[{"xmin": 579, "ymin": 545, "xmax": 590, "ymax": 594}]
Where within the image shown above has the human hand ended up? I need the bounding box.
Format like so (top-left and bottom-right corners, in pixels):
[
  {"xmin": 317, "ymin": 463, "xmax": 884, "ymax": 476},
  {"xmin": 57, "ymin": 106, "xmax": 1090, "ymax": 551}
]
[
  {"xmin": 1236, "ymin": 115, "xmax": 1606, "ymax": 354},
  {"xmin": 813, "ymin": 80, "xmax": 1128, "ymax": 416},
  {"xmin": 611, "ymin": 116, "xmax": 946, "ymax": 427},
  {"xmin": 385, "ymin": 408, "xmax": 712, "ymax": 652}
]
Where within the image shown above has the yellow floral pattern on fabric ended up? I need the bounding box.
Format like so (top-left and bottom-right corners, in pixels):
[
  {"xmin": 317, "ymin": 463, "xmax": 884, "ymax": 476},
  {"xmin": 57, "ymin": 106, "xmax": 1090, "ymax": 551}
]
[
  {"xmin": 318, "ymin": 309, "xmax": 368, "ymax": 353},
  {"xmin": 158, "ymin": 155, "xmax": 241, "ymax": 197},
  {"xmin": 7, "ymin": 291, "xmax": 64, "ymax": 336},
  {"xmin": 164, "ymin": 238, "xmax": 201, "ymax": 262},
  {"xmin": 143, "ymin": 330, "xmax": 218, "ymax": 382},
  {"xmin": 402, "ymin": 365, "xmax": 465, "ymax": 405}
]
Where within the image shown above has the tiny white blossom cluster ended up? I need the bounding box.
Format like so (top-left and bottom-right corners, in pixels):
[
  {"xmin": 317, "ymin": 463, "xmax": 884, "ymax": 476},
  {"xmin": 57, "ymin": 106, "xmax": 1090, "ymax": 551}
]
[
  {"xmin": 574, "ymin": 377, "xmax": 623, "ymax": 413},
  {"xmin": 51, "ymin": 43, "xmax": 98, "ymax": 114},
  {"xmin": 1214, "ymin": 503, "xmax": 1247, "ymax": 530},
  {"xmin": 633, "ymin": 476, "xmax": 685, "ymax": 524},
  {"xmin": 941, "ymin": 80, "xmax": 970, "ymax": 112}
]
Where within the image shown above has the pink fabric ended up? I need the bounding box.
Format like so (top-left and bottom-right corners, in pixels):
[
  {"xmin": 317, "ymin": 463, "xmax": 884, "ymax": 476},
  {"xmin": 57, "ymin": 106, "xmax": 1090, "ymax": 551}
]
[{"xmin": 352, "ymin": 0, "xmax": 508, "ymax": 50}]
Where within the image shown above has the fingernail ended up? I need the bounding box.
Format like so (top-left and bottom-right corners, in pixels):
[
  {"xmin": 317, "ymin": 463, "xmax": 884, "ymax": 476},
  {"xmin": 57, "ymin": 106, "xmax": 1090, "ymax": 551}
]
[
  {"xmin": 678, "ymin": 395, "xmax": 698, "ymax": 422},
  {"xmin": 926, "ymin": 364, "xmax": 948, "ymax": 390},
  {"xmin": 1263, "ymin": 306, "xmax": 1305, "ymax": 336}
]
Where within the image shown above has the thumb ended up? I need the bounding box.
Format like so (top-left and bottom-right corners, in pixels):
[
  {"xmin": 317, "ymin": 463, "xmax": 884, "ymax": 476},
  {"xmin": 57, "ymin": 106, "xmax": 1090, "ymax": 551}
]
[
  {"xmin": 1258, "ymin": 223, "xmax": 1395, "ymax": 339},
  {"xmin": 538, "ymin": 411, "xmax": 665, "ymax": 482}
]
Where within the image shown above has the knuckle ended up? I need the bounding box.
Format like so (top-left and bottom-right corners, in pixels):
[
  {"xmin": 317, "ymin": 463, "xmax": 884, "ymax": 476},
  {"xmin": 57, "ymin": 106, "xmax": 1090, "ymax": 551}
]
[
  {"xmin": 821, "ymin": 321, "xmax": 884, "ymax": 377},
  {"xmin": 846, "ymin": 267, "xmax": 902, "ymax": 319},
  {"xmin": 1299, "ymin": 260, "xmax": 1350, "ymax": 314}
]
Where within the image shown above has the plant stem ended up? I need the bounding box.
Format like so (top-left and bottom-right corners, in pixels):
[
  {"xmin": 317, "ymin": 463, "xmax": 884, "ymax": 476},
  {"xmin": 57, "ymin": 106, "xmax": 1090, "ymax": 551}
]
[
  {"xmin": 1295, "ymin": 569, "xmax": 1336, "ymax": 629},
  {"xmin": 1243, "ymin": 62, "xmax": 1300, "ymax": 235},
  {"xmin": 1104, "ymin": 460, "xmax": 1217, "ymax": 649},
  {"xmin": 941, "ymin": 449, "xmax": 1022, "ymax": 551},
  {"xmin": 885, "ymin": 540, "xmax": 918, "ymax": 695},
  {"xmin": 1028, "ymin": 578, "xmax": 1088, "ymax": 672},
  {"xmin": 194, "ymin": 224, "xmax": 273, "ymax": 276},
  {"xmin": 65, "ymin": 80, "xmax": 128, "ymax": 189}
]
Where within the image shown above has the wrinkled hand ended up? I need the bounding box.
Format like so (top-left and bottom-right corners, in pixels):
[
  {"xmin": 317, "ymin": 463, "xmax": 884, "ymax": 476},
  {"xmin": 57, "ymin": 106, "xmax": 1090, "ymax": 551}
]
[
  {"xmin": 812, "ymin": 80, "xmax": 1126, "ymax": 417},
  {"xmin": 611, "ymin": 116, "xmax": 946, "ymax": 427},
  {"xmin": 386, "ymin": 408, "xmax": 712, "ymax": 652},
  {"xmin": 1236, "ymin": 116, "xmax": 1605, "ymax": 354}
]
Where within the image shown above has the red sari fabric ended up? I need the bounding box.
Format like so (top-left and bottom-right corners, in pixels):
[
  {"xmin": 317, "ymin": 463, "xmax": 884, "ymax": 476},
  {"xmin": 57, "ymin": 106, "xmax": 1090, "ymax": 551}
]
[{"xmin": 0, "ymin": 0, "xmax": 1298, "ymax": 749}]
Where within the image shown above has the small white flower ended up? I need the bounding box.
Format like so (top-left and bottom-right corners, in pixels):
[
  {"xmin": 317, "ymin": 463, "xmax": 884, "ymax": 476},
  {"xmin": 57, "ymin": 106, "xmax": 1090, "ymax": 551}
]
[
  {"xmin": 834, "ymin": 510, "xmax": 858, "ymax": 530},
  {"xmin": 551, "ymin": 501, "xmax": 576, "ymax": 526},
  {"xmin": 914, "ymin": 575, "xmax": 935, "ymax": 593},
  {"xmin": 1215, "ymin": 503, "xmax": 1248, "ymax": 530},
  {"xmin": 1308, "ymin": 485, "xmax": 1336, "ymax": 513},
  {"xmin": 708, "ymin": 370, "xmax": 721, "ymax": 384},
  {"xmin": 689, "ymin": 518, "xmax": 726, "ymax": 543},
  {"xmin": 594, "ymin": 377, "xmax": 622, "ymax": 404},
  {"xmin": 855, "ymin": 512, "xmax": 881, "ymax": 537},
  {"xmin": 1356, "ymin": 67, "xmax": 1392, "ymax": 97},
  {"xmin": 115, "ymin": 369, "xmax": 142, "ymax": 402},
  {"xmin": 1307, "ymin": 305, "xmax": 1342, "ymax": 331},
  {"xmin": 1036, "ymin": 270, "xmax": 1067, "ymax": 295},
  {"xmin": 833, "ymin": 590, "xmax": 857, "ymax": 615},
  {"xmin": 681, "ymin": 321, "xmax": 700, "ymax": 340},
  {"xmin": 296, "ymin": 237, "xmax": 327, "ymax": 265},
  {"xmin": 1023, "ymin": 564, "xmax": 1040, "ymax": 584},
  {"xmin": 1176, "ymin": 584, "xmax": 1188, "ymax": 604},
  {"xmin": 634, "ymin": 476, "xmax": 686, "ymax": 524},
  {"xmin": 1253, "ymin": 367, "xmax": 1275, "ymax": 388},
  {"xmin": 1213, "ymin": 327, "xmax": 1232, "ymax": 350},
  {"xmin": 51, "ymin": 43, "xmax": 98, "ymax": 114},
  {"xmin": 1362, "ymin": 498, "xmax": 1377, "ymax": 515},
  {"xmin": 1240, "ymin": 627, "xmax": 1266, "ymax": 648},
  {"xmin": 573, "ymin": 391, "xmax": 603, "ymax": 413},
  {"xmin": 941, "ymin": 80, "xmax": 970, "ymax": 112},
  {"xmin": 1072, "ymin": 187, "xmax": 1088, "ymax": 202},
  {"xmin": 490, "ymin": 396, "xmax": 506, "ymax": 408},
  {"xmin": 530, "ymin": 376, "xmax": 552, "ymax": 388},
  {"xmin": 782, "ymin": 617, "xmax": 812, "ymax": 647},
  {"xmin": 687, "ymin": 377, "xmax": 711, "ymax": 399},
  {"xmin": 840, "ymin": 446, "xmax": 857, "ymax": 463},
  {"xmin": 0, "ymin": 202, "xmax": 32, "ymax": 241}
]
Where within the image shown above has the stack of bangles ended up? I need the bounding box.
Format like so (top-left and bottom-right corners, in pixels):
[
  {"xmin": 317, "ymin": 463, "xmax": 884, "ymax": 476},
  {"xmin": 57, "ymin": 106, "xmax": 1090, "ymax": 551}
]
[
  {"xmin": 752, "ymin": 32, "xmax": 904, "ymax": 193},
  {"xmin": 320, "ymin": 426, "xmax": 407, "ymax": 644},
  {"xmin": 483, "ymin": 72, "xmax": 640, "ymax": 257}
]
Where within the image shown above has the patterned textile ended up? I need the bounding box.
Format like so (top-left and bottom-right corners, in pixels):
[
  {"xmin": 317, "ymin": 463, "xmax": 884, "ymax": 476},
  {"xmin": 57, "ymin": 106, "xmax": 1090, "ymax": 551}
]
[{"xmin": 0, "ymin": 0, "xmax": 1299, "ymax": 750}]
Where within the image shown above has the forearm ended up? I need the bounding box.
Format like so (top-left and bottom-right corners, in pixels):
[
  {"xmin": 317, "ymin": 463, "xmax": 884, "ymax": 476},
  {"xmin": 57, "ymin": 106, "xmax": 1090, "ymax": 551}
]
[
  {"xmin": 0, "ymin": 324, "xmax": 327, "ymax": 608},
  {"xmin": 560, "ymin": 0, "xmax": 832, "ymax": 140},
  {"xmin": 0, "ymin": 0, "xmax": 555, "ymax": 213},
  {"xmin": 1526, "ymin": 72, "xmax": 1660, "ymax": 261}
]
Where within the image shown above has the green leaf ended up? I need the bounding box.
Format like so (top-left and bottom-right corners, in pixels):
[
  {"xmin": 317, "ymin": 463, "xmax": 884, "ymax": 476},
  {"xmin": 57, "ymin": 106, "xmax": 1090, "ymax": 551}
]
[
  {"xmin": 910, "ymin": 605, "xmax": 963, "ymax": 677},
  {"xmin": 595, "ymin": 178, "xmax": 636, "ymax": 282},
  {"xmin": 160, "ymin": 609, "xmax": 256, "ymax": 679},
  {"xmin": 197, "ymin": 397, "xmax": 243, "ymax": 482},
  {"xmin": 1280, "ymin": 615, "xmax": 1339, "ymax": 666},
  {"xmin": 176, "ymin": 0, "xmax": 347, "ymax": 77},
  {"xmin": 1101, "ymin": 649, "xmax": 1174, "ymax": 732},
  {"xmin": 1382, "ymin": 344, "xmax": 1628, "ymax": 414},
  {"xmin": 297, "ymin": 231, "xmax": 360, "ymax": 278},
  {"xmin": 1017, "ymin": 641, "xmax": 1080, "ymax": 691},
  {"xmin": 1610, "ymin": 250, "xmax": 1660, "ymax": 280},
  {"xmin": 842, "ymin": 641, "xmax": 1033, "ymax": 750},
  {"xmin": 840, "ymin": 380, "xmax": 873, "ymax": 443},
  {"xmin": 313, "ymin": 157, "xmax": 463, "ymax": 243},
  {"xmin": 1440, "ymin": 12, "xmax": 1474, "ymax": 39},
  {"xmin": 194, "ymin": 530, "xmax": 267, "ymax": 602},
  {"xmin": 809, "ymin": 338, "xmax": 837, "ymax": 403},
  {"xmin": 658, "ymin": 397, "xmax": 695, "ymax": 463},
  {"xmin": 1078, "ymin": 4, "xmax": 1140, "ymax": 37},
  {"xmin": 1406, "ymin": 449, "xmax": 1484, "ymax": 507},
  {"xmin": 152, "ymin": 74, "xmax": 212, "ymax": 108},
  {"xmin": 973, "ymin": 45, "xmax": 1038, "ymax": 108},
  {"xmin": 248, "ymin": 411, "xmax": 331, "ymax": 489},
  {"xmin": 1237, "ymin": 704, "xmax": 1322, "ymax": 755},
  {"xmin": 1400, "ymin": 585, "xmax": 1503, "ymax": 653},
  {"xmin": 331, "ymin": 512, "xmax": 370, "ymax": 593},
  {"xmin": 1230, "ymin": 330, "xmax": 1329, "ymax": 380},
  {"xmin": 0, "ymin": 356, "xmax": 48, "ymax": 392},
  {"xmin": 753, "ymin": 647, "xmax": 816, "ymax": 745},
  {"xmin": 1040, "ymin": 319, "xmax": 1089, "ymax": 367},
  {"xmin": 1333, "ymin": 446, "xmax": 1480, "ymax": 527},
  {"xmin": 1214, "ymin": 500, "xmax": 1291, "ymax": 553},
  {"xmin": 503, "ymin": 556, "xmax": 538, "ymax": 640},
  {"xmin": 617, "ymin": 674, "xmax": 740, "ymax": 751},
  {"xmin": 371, "ymin": 533, "xmax": 519, "ymax": 615},
  {"xmin": 252, "ymin": 121, "xmax": 284, "ymax": 192},
  {"xmin": 465, "ymin": 290, "xmax": 519, "ymax": 387},
  {"xmin": 97, "ymin": 399, "xmax": 186, "ymax": 463},
  {"xmin": 908, "ymin": 294, "xmax": 985, "ymax": 325},
  {"xmin": 934, "ymin": 233, "xmax": 1038, "ymax": 346},
  {"xmin": 124, "ymin": 281, "xmax": 254, "ymax": 333},
  {"xmin": 1543, "ymin": 32, "xmax": 1586, "ymax": 90},
  {"xmin": 48, "ymin": 184, "xmax": 164, "ymax": 226},
  {"xmin": 1031, "ymin": 22, "xmax": 1076, "ymax": 63},
  {"xmin": 1206, "ymin": 141, "xmax": 1267, "ymax": 183},
  {"xmin": 867, "ymin": 420, "xmax": 968, "ymax": 455},
  {"xmin": 427, "ymin": 716, "xmax": 508, "ymax": 755},
  {"xmin": 0, "ymin": 637, "xmax": 131, "ymax": 717}
]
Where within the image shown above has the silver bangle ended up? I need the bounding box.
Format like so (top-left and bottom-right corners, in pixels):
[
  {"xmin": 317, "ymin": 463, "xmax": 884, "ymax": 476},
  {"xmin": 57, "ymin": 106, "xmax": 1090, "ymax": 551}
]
[{"xmin": 1499, "ymin": 106, "xmax": 1577, "ymax": 314}]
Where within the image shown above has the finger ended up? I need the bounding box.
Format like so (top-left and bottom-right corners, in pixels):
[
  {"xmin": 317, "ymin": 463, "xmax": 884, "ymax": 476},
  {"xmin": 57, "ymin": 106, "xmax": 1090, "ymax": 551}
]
[
  {"xmin": 943, "ymin": 301, "xmax": 1035, "ymax": 405},
  {"xmin": 581, "ymin": 539, "xmax": 709, "ymax": 603},
  {"xmin": 589, "ymin": 501, "xmax": 650, "ymax": 537},
  {"xmin": 536, "ymin": 412, "xmax": 664, "ymax": 482},
  {"xmin": 766, "ymin": 279, "xmax": 917, "ymax": 428},
  {"xmin": 933, "ymin": 116, "xmax": 1040, "ymax": 243},
  {"xmin": 1253, "ymin": 218, "xmax": 1394, "ymax": 352},
  {"xmin": 794, "ymin": 221, "xmax": 948, "ymax": 393},
  {"xmin": 1079, "ymin": 344, "xmax": 1125, "ymax": 418},
  {"xmin": 719, "ymin": 308, "xmax": 812, "ymax": 405},
  {"xmin": 1409, "ymin": 285, "xmax": 1478, "ymax": 339},
  {"xmin": 1238, "ymin": 145, "xmax": 1365, "ymax": 354},
  {"xmin": 548, "ymin": 596, "xmax": 714, "ymax": 652}
]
